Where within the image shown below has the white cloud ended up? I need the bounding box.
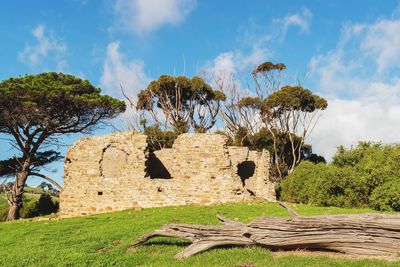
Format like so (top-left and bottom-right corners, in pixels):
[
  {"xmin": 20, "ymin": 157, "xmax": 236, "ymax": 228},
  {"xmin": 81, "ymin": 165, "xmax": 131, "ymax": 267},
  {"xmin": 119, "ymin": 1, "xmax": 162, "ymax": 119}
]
[
  {"xmin": 214, "ymin": 7, "xmax": 313, "ymax": 78},
  {"xmin": 100, "ymin": 41, "xmax": 152, "ymax": 130},
  {"xmin": 309, "ymin": 94, "xmax": 400, "ymax": 159},
  {"xmin": 18, "ymin": 24, "xmax": 67, "ymax": 68},
  {"xmin": 308, "ymin": 16, "xmax": 400, "ymax": 160},
  {"xmin": 205, "ymin": 46, "xmax": 270, "ymax": 77},
  {"xmin": 100, "ymin": 41, "xmax": 150, "ymax": 99},
  {"xmin": 361, "ymin": 19, "xmax": 400, "ymax": 73},
  {"xmin": 274, "ymin": 8, "xmax": 313, "ymax": 40},
  {"xmin": 207, "ymin": 52, "xmax": 235, "ymax": 75},
  {"xmin": 113, "ymin": 0, "xmax": 196, "ymax": 34}
]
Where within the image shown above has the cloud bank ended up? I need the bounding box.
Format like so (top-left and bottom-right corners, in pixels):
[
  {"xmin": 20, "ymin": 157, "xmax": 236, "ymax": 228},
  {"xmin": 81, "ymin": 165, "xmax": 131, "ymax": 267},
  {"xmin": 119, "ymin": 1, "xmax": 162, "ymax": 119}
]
[
  {"xmin": 113, "ymin": 0, "xmax": 196, "ymax": 34},
  {"xmin": 308, "ymin": 16, "xmax": 400, "ymax": 159}
]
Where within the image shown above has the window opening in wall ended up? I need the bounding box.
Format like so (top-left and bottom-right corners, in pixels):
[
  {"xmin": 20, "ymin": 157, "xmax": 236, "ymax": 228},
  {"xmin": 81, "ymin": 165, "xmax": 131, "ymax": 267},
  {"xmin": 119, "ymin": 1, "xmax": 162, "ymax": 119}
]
[
  {"xmin": 237, "ymin": 161, "xmax": 256, "ymax": 186},
  {"xmin": 146, "ymin": 152, "xmax": 172, "ymax": 179},
  {"xmin": 98, "ymin": 191, "xmax": 103, "ymax": 196}
]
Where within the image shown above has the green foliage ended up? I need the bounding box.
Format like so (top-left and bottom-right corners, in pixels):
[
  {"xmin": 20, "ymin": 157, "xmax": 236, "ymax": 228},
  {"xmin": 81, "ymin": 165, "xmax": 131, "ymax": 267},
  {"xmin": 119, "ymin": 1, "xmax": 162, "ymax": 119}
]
[
  {"xmin": 35, "ymin": 193, "xmax": 59, "ymax": 215},
  {"xmin": 137, "ymin": 75, "xmax": 225, "ymax": 133},
  {"xmin": 253, "ymin": 61, "xmax": 286, "ymax": 74},
  {"xmin": 19, "ymin": 196, "xmax": 39, "ymax": 218},
  {"xmin": 143, "ymin": 125, "xmax": 177, "ymax": 151},
  {"xmin": 279, "ymin": 142, "xmax": 400, "ymax": 211},
  {"xmin": 332, "ymin": 142, "xmax": 400, "ymax": 195},
  {"xmin": 0, "ymin": 72, "xmax": 126, "ymax": 134},
  {"xmin": 0, "ymin": 151, "xmax": 61, "ymax": 178},
  {"xmin": 0, "ymin": 72, "xmax": 124, "ymax": 219},
  {"xmin": 278, "ymin": 162, "xmax": 366, "ymax": 208},
  {"xmin": 0, "ymin": 193, "xmax": 59, "ymax": 221},
  {"xmin": 370, "ymin": 180, "xmax": 400, "ymax": 211},
  {"xmin": 247, "ymin": 128, "xmax": 325, "ymax": 179},
  {"xmin": 0, "ymin": 201, "xmax": 395, "ymax": 267},
  {"xmin": 237, "ymin": 96, "xmax": 262, "ymax": 110},
  {"xmin": 262, "ymin": 85, "xmax": 328, "ymax": 119}
]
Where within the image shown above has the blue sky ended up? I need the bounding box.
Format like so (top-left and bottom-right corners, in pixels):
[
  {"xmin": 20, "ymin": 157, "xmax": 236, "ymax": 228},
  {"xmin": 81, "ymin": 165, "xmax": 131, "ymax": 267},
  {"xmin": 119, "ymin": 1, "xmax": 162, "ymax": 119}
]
[{"xmin": 1, "ymin": 0, "xmax": 400, "ymax": 186}]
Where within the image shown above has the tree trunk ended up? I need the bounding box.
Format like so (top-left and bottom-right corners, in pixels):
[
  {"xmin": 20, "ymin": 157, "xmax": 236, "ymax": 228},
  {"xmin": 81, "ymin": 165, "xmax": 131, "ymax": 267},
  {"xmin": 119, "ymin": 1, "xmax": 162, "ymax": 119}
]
[
  {"xmin": 130, "ymin": 203, "xmax": 400, "ymax": 259},
  {"xmin": 6, "ymin": 169, "xmax": 29, "ymax": 221}
]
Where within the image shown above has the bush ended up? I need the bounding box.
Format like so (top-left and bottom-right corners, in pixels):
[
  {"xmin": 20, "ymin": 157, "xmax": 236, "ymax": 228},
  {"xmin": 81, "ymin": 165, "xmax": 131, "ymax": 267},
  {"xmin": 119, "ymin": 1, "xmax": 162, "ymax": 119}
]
[
  {"xmin": 279, "ymin": 142, "xmax": 400, "ymax": 211},
  {"xmin": 278, "ymin": 161, "xmax": 324, "ymax": 204},
  {"xmin": 144, "ymin": 125, "xmax": 177, "ymax": 151},
  {"xmin": 20, "ymin": 196, "xmax": 39, "ymax": 218},
  {"xmin": 0, "ymin": 193, "xmax": 59, "ymax": 221},
  {"xmin": 369, "ymin": 180, "xmax": 400, "ymax": 211},
  {"xmin": 36, "ymin": 193, "xmax": 59, "ymax": 215},
  {"xmin": 279, "ymin": 162, "xmax": 368, "ymax": 208},
  {"xmin": 332, "ymin": 142, "xmax": 400, "ymax": 194}
]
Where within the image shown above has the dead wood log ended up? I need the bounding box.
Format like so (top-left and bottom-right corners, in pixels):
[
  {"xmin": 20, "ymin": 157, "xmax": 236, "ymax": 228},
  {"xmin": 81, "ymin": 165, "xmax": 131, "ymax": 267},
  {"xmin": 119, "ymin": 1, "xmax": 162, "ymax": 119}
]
[{"xmin": 130, "ymin": 204, "xmax": 400, "ymax": 259}]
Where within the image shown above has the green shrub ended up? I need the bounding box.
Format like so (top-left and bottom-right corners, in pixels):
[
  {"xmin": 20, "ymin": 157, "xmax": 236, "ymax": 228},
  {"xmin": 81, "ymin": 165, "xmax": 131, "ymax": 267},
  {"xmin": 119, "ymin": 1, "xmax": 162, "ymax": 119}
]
[
  {"xmin": 0, "ymin": 193, "xmax": 59, "ymax": 221},
  {"xmin": 369, "ymin": 180, "xmax": 400, "ymax": 211},
  {"xmin": 279, "ymin": 161, "xmax": 324, "ymax": 204},
  {"xmin": 333, "ymin": 142, "xmax": 400, "ymax": 194},
  {"xmin": 279, "ymin": 142, "xmax": 400, "ymax": 211},
  {"xmin": 279, "ymin": 162, "xmax": 368, "ymax": 208},
  {"xmin": 311, "ymin": 166, "xmax": 368, "ymax": 208},
  {"xmin": 144, "ymin": 125, "xmax": 177, "ymax": 151},
  {"xmin": 20, "ymin": 196, "xmax": 39, "ymax": 218},
  {"xmin": 36, "ymin": 193, "xmax": 59, "ymax": 215}
]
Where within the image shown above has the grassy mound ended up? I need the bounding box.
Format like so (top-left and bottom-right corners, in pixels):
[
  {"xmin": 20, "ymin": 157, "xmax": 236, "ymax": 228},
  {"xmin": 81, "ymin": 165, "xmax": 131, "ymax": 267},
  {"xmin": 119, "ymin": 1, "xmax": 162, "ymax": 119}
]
[{"xmin": 0, "ymin": 201, "xmax": 398, "ymax": 267}]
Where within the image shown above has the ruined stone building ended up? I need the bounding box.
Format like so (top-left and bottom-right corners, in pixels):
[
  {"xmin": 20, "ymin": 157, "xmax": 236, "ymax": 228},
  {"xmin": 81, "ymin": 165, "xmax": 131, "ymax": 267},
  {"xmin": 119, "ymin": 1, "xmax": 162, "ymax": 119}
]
[{"xmin": 60, "ymin": 132, "xmax": 275, "ymax": 217}]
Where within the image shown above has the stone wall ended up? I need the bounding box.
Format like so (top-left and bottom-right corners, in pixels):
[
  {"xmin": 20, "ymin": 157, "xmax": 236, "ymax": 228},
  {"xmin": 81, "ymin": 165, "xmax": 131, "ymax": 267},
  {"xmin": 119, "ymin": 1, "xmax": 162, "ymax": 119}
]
[{"xmin": 60, "ymin": 132, "xmax": 275, "ymax": 217}]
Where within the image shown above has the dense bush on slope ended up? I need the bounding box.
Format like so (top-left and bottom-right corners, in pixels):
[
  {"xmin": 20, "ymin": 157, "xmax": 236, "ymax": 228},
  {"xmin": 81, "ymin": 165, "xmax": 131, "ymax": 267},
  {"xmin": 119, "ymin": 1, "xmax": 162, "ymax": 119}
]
[
  {"xmin": 278, "ymin": 142, "xmax": 400, "ymax": 211},
  {"xmin": 0, "ymin": 193, "xmax": 58, "ymax": 221}
]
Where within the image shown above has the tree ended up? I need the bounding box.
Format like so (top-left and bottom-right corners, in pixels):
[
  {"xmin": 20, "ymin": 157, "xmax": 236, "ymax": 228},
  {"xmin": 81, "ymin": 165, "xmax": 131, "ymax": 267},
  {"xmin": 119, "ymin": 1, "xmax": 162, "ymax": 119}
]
[
  {"xmin": 213, "ymin": 72, "xmax": 263, "ymax": 146},
  {"xmin": 261, "ymin": 85, "xmax": 327, "ymax": 177},
  {"xmin": 38, "ymin": 182, "xmax": 53, "ymax": 190},
  {"xmin": 215, "ymin": 62, "xmax": 327, "ymax": 180},
  {"xmin": 0, "ymin": 72, "xmax": 125, "ymax": 220},
  {"xmin": 137, "ymin": 75, "xmax": 226, "ymax": 134},
  {"xmin": 252, "ymin": 61, "xmax": 286, "ymax": 99},
  {"xmin": 0, "ymin": 150, "xmax": 63, "ymax": 205}
]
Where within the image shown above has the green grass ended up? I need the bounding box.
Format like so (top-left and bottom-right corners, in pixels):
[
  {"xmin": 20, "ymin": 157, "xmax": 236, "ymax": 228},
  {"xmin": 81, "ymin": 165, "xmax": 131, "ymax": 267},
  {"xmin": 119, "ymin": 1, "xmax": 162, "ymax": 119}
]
[{"xmin": 0, "ymin": 201, "xmax": 399, "ymax": 267}]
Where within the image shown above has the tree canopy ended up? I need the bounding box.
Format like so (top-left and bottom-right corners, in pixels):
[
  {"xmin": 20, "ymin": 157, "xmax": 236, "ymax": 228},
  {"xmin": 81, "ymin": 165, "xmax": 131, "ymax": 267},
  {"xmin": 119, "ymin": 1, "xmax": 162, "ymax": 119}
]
[
  {"xmin": 0, "ymin": 72, "xmax": 125, "ymax": 135},
  {"xmin": 261, "ymin": 85, "xmax": 327, "ymax": 176},
  {"xmin": 137, "ymin": 75, "xmax": 226, "ymax": 134},
  {"xmin": 0, "ymin": 72, "xmax": 125, "ymax": 220},
  {"xmin": 216, "ymin": 61, "xmax": 327, "ymax": 180}
]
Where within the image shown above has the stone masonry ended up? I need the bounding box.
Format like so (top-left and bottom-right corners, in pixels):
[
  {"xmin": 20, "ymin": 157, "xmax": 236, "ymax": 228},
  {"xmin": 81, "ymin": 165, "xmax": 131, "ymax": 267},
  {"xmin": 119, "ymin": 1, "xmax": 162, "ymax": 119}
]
[{"xmin": 60, "ymin": 132, "xmax": 275, "ymax": 217}]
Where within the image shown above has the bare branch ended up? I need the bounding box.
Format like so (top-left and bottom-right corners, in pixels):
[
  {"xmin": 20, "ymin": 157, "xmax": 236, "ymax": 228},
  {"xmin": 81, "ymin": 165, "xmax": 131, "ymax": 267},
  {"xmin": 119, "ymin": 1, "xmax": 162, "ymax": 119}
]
[{"xmin": 28, "ymin": 172, "xmax": 63, "ymax": 191}]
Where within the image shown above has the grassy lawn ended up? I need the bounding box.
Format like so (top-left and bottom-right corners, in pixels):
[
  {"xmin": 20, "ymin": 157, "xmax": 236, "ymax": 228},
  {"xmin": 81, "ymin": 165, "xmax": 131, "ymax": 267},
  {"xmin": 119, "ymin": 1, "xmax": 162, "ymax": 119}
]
[{"xmin": 0, "ymin": 201, "xmax": 399, "ymax": 267}]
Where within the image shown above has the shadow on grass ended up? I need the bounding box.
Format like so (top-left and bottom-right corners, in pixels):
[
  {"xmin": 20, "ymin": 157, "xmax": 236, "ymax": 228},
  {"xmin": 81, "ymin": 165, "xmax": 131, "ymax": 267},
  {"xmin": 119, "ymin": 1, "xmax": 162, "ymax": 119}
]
[{"xmin": 142, "ymin": 238, "xmax": 191, "ymax": 248}]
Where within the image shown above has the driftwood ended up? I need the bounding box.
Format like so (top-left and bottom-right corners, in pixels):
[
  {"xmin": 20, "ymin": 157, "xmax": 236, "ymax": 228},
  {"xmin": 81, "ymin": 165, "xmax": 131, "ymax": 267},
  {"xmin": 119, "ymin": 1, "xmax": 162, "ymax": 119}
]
[{"xmin": 130, "ymin": 202, "xmax": 400, "ymax": 259}]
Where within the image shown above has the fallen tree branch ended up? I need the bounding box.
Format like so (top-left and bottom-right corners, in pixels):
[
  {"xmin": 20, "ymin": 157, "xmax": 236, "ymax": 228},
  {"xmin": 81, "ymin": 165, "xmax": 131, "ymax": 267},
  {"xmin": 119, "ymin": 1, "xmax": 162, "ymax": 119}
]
[
  {"xmin": 130, "ymin": 213, "xmax": 400, "ymax": 259},
  {"xmin": 278, "ymin": 201, "xmax": 301, "ymax": 217}
]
